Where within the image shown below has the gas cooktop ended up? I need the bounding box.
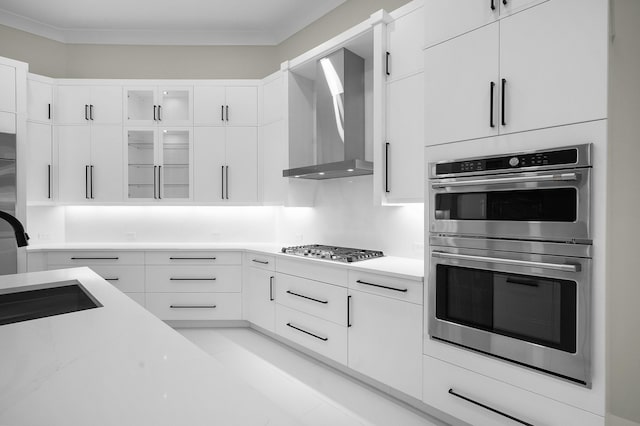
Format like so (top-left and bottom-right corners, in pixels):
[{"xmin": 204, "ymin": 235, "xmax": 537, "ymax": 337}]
[{"xmin": 281, "ymin": 245, "xmax": 384, "ymax": 263}]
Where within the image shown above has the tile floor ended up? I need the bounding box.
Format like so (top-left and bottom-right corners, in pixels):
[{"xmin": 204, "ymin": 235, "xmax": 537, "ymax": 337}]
[{"xmin": 176, "ymin": 327, "xmax": 446, "ymax": 426}]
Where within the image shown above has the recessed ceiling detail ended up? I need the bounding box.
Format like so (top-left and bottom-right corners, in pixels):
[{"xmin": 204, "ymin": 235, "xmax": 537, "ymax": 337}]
[{"xmin": 0, "ymin": 0, "xmax": 347, "ymax": 45}]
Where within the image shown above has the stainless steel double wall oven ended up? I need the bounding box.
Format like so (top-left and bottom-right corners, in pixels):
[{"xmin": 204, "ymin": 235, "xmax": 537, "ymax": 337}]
[{"xmin": 427, "ymin": 144, "xmax": 593, "ymax": 386}]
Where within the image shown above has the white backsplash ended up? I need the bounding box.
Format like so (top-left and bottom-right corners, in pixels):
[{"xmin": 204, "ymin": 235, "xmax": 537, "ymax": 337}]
[{"xmin": 27, "ymin": 176, "xmax": 424, "ymax": 258}]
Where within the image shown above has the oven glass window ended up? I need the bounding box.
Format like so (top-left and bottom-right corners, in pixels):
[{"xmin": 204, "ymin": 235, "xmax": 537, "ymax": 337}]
[
  {"xmin": 435, "ymin": 188, "xmax": 577, "ymax": 222},
  {"xmin": 435, "ymin": 265, "xmax": 577, "ymax": 353}
]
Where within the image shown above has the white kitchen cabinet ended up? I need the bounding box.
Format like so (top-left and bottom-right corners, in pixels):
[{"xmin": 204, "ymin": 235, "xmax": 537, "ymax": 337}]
[
  {"xmin": 423, "ymin": 0, "xmax": 548, "ymax": 48},
  {"xmin": 125, "ymin": 86, "xmax": 192, "ymax": 126},
  {"xmin": 0, "ymin": 63, "xmax": 16, "ymax": 113},
  {"xmin": 145, "ymin": 265, "xmax": 241, "ymax": 293},
  {"xmin": 125, "ymin": 127, "xmax": 193, "ymax": 201},
  {"xmin": 424, "ymin": 0, "xmax": 607, "ymax": 146},
  {"xmin": 384, "ymin": 73, "xmax": 424, "ymax": 202},
  {"xmin": 146, "ymin": 293, "xmax": 242, "ymax": 320},
  {"xmin": 26, "ymin": 122, "xmax": 53, "ymax": 203},
  {"xmin": 27, "ymin": 77, "xmax": 53, "ymax": 123},
  {"xmin": 245, "ymin": 266, "xmax": 276, "ymax": 332},
  {"xmin": 193, "ymin": 126, "xmax": 257, "ymax": 203},
  {"xmin": 424, "ymin": 22, "xmax": 499, "ymax": 146},
  {"xmin": 261, "ymin": 76, "xmax": 284, "ymax": 125},
  {"xmin": 348, "ymin": 288, "xmax": 423, "ymax": 399},
  {"xmin": 55, "ymin": 85, "xmax": 122, "ymax": 125},
  {"xmin": 386, "ymin": 4, "xmax": 424, "ymax": 80},
  {"xmin": 194, "ymin": 85, "xmax": 257, "ymax": 126},
  {"xmin": 56, "ymin": 125, "xmax": 123, "ymax": 203},
  {"xmin": 259, "ymin": 120, "xmax": 287, "ymax": 204},
  {"xmin": 422, "ymin": 355, "xmax": 604, "ymax": 426}
]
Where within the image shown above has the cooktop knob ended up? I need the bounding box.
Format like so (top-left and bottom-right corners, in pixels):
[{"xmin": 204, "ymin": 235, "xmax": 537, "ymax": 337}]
[{"xmin": 509, "ymin": 157, "xmax": 519, "ymax": 167}]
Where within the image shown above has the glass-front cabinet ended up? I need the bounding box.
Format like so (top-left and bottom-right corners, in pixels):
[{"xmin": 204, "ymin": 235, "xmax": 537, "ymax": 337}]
[
  {"xmin": 126, "ymin": 128, "xmax": 192, "ymax": 201},
  {"xmin": 125, "ymin": 87, "xmax": 193, "ymax": 126}
]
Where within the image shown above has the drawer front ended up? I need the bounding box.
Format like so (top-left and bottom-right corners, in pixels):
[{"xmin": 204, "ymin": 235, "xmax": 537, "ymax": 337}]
[
  {"xmin": 146, "ymin": 293, "xmax": 241, "ymax": 320},
  {"xmin": 86, "ymin": 265, "xmax": 145, "ymax": 293},
  {"xmin": 125, "ymin": 292, "xmax": 146, "ymax": 307},
  {"xmin": 276, "ymin": 257, "xmax": 348, "ymax": 287},
  {"xmin": 145, "ymin": 251, "xmax": 241, "ymax": 265},
  {"xmin": 47, "ymin": 251, "xmax": 144, "ymax": 266},
  {"xmin": 244, "ymin": 252, "xmax": 276, "ymax": 271},
  {"xmin": 422, "ymin": 356, "xmax": 604, "ymax": 426},
  {"xmin": 348, "ymin": 271, "xmax": 423, "ymax": 304},
  {"xmin": 145, "ymin": 266, "xmax": 241, "ymax": 293},
  {"xmin": 275, "ymin": 304, "xmax": 347, "ymax": 365},
  {"xmin": 275, "ymin": 273, "xmax": 347, "ymax": 326}
]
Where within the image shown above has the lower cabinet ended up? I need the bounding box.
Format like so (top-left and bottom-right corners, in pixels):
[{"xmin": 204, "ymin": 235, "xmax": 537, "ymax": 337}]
[
  {"xmin": 423, "ymin": 355, "xmax": 604, "ymax": 426},
  {"xmin": 244, "ymin": 264, "xmax": 276, "ymax": 332},
  {"xmin": 348, "ymin": 288, "xmax": 423, "ymax": 399},
  {"xmin": 145, "ymin": 293, "xmax": 241, "ymax": 320}
]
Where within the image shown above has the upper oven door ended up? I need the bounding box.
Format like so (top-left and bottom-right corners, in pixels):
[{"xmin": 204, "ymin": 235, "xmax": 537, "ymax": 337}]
[{"xmin": 429, "ymin": 168, "xmax": 591, "ymax": 242}]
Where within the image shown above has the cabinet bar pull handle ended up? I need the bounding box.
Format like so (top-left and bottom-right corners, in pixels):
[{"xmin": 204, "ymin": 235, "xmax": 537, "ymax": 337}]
[
  {"xmin": 286, "ymin": 290, "xmax": 328, "ymax": 304},
  {"xmin": 491, "ymin": 0, "xmax": 496, "ymax": 10},
  {"xmin": 225, "ymin": 165, "xmax": 229, "ymax": 199},
  {"xmin": 252, "ymin": 259, "xmax": 269, "ymax": 265},
  {"xmin": 47, "ymin": 164, "xmax": 51, "ymax": 199},
  {"xmin": 385, "ymin": 142, "xmax": 390, "ymax": 193},
  {"xmin": 347, "ymin": 295, "xmax": 352, "ymax": 327},
  {"xmin": 85, "ymin": 104, "xmax": 89, "ymax": 120},
  {"xmin": 221, "ymin": 105, "xmax": 224, "ymax": 122},
  {"xmin": 170, "ymin": 305, "xmax": 217, "ymax": 309},
  {"xmin": 448, "ymin": 389, "xmax": 534, "ymax": 426},
  {"xmin": 105, "ymin": 278, "xmax": 119, "ymax": 281},
  {"xmin": 71, "ymin": 257, "xmax": 119, "ymax": 260},
  {"xmin": 89, "ymin": 104, "xmax": 94, "ymax": 121},
  {"xmin": 221, "ymin": 165, "xmax": 225, "ymax": 199},
  {"xmin": 501, "ymin": 78, "xmax": 507, "ymax": 126},
  {"xmin": 356, "ymin": 279, "xmax": 407, "ymax": 293},
  {"xmin": 153, "ymin": 166, "xmax": 158, "ymax": 199},
  {"xmin": 432, "ymin": 250, "xmax": 579, "ymax": 272},
  {"xmin": 490, "ymin": 81, "xmax": 496, "ymax": 128},
  {"xmin": 169, "ymin": 278, "xmax": 216, "ymax": 281},
  {"xmin": 385, "ymin": 51, "xmax": 390, "ymax": 76},
  {"xmin": 158, "ymin": 165, "xmax": 162, "ymax": 199},
  {"xmin": 286, "ymin": 323, "xmax": 328, "ymax": 341},
  {"xmin": 90, "ymin": 165, "xmax": 94, "ymax": 199},
  {"xmin": 158, "ymin": 105, "xmax": 162, "ymax": 121},
  {"xmin": 48, "ymin": 103, "xmax": 51, "ymax": 120},
  {"xmin": 269, "ymin": 276, "xmax": 274, "ymax": 301},
  {"xmin": 153, "ymin": 105, "xmax": 157, "ymax": 121},
  {"xmin": 226, "ymin": 105, "xmax": 229, "ymax": 122},
  {"xmin": 169, "ymin": 257, "xmax": 217, "ymax": 260},
  {"xmin": 85, "ymin": 165, "xmax": 89, "ymax": 199}
]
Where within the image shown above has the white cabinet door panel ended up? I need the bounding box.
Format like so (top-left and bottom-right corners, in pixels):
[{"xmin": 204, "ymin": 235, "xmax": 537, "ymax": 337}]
[
  {"xmin": 27, "ymin": 79, "xmax": 52, "ymax": 122},
  {"xmin": 245, "ymin": 267, "xmax": 276, "ymax": 332},
  {"xmin": 259, "ymin": 121, "xmax": 287, "ymax": 204},
  {"xmin": 56, "ymin": 125, "xmax": 91, "ymax": 202},
  {"xmin": 225, "ymin": 127, "xmax": 257, "ymax": 202},
  {"xmin": 90, "ymin": 126, "xmax": 123, "ymax": 202},
  {"xmin": 90, "ymin": 86, "xmax": 123, "ymax": 125},
  {"xmin": 0, "ymin": 64, "xmax": 15, "ymax": 113},
  {"xmin": 26, "ymin": 122, "xmax": 52, "ymax": 202},
  {"xmin": 387, "ymin": 7, "xmax": 424, "ymax": 79},
  {"xmin": 500, "ymin": 0, "xmax": 549, "ymax": 16},
  {"xmin": 499, "ymin": 0, "xmax": 608, "ymax": 134},
  {"xmin": 193, "ymin": 127, "xmax": 226, "ymax": 202},
  {"xmin": 262, "ymin": 77, "xmax": 283, "ymax": 124},
  {"xmin": 56, "ymin": 86, "xmax": 89, "ymax": 125},
  {"xmin": 424, "ymin": 22, "xmax": 500, "ymax": 146},
  {"xmin": 194, "ymin": 86, "xmax": 226, "ymax": 125},
  {"xmin": 226, "ymin": 87, "xmax": 258, "ymax": 126},
  {"xmin": 424, "ymin": 0, "xmax": 498, "ymax": 48}
]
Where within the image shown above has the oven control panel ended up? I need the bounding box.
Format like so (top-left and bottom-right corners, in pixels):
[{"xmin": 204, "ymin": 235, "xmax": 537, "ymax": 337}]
[{"xmin": 434, "ymin": 147, "xmax": 579, "ymax": 176}]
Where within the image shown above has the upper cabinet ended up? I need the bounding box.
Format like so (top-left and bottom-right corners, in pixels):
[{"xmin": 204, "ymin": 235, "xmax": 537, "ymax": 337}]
[
  {"xmin": 55, "ymin": 85, "xmax": 122, "ymax": 125},
  {"xmin": 193, "ymin": 85, "xmax": 258, "ymax": 126},
  {"xmin": 125, "ymin": 86, "xmax": 193, "ymax": 126},
  {"xmin": 0, "ymin": 63, "xmax": 16, "ymax": 114},
  {"xmin": 386, "ymin": 4, "xmax": 424, "ymax": 80},
  {"xmin": 27, "ymin": 77, "xmax": 53, "ymax": 123},
  {"xmin": 424, "ymin": 0, "xmax": 608, "ymax": 146},
  {"xmin": 423, "ymin": 0, "xmax": 549, "ymax": 48}
]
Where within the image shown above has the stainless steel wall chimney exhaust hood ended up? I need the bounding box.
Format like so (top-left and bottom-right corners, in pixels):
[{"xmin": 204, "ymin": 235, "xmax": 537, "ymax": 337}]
[{"xmin": 283, "ymin": 48, "xmax": 371, "ymax": 180}]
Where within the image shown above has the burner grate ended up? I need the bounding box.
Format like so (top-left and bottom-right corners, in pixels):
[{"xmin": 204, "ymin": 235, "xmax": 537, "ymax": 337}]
[{"xmin": 281, "ymin": 244, "xmax": 384, "ymax": 263}]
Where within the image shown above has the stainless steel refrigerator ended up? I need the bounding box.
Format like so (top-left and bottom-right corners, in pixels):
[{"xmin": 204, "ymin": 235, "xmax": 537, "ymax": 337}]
[{"xmin": 0, "ymin": 132, "xmax": 17, "ymax": 275}]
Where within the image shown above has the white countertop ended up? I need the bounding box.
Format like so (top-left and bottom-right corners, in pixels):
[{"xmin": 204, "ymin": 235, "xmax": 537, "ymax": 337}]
[
  {"xmin": 0, "ymin": 268, "xmax": 300, "ymax": 426},
  {"xmin": 27, "ymin": 242, "xmax": 425, "ymax": 280}
]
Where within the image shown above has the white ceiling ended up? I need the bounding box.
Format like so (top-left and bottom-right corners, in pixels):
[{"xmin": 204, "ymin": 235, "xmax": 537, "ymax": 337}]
[{"xmin": 0, "ymin": 0, "xmax": 348, "ymax": 45}]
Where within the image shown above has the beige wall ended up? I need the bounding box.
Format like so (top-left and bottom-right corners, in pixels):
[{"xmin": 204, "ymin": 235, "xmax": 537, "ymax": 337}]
[
  {"xmin": 0, "ymin": 0, "xmax": 411, "ymax": 79},
  {"xmin": 607, "ymin": 0, "xmax": 640, "ymax": 424}
]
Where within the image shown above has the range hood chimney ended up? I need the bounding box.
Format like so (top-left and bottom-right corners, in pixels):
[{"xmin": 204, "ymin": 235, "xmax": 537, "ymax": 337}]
[{"xmin": 283, "ymin": 48, "xmax": 371, "ymax": 180}]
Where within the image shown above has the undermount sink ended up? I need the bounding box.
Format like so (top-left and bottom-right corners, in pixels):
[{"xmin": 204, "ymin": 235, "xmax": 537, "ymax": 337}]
[{"xmin": 0, "ymin": 280, "xmax": 102, "ymax": 326}]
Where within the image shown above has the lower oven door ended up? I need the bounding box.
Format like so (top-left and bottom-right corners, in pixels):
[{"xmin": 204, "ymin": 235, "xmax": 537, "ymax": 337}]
[{"xmin": 428, "ymin": 241, "xmax": 591, "ymax": 386}]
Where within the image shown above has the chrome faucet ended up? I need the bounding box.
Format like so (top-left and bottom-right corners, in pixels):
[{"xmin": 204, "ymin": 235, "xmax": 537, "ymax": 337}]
[{"xmin": 0, "ymin": 211, "xmax": 29, "ymax": 247}]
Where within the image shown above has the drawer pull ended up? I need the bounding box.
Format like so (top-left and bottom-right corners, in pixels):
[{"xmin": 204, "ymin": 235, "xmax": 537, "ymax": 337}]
[
  {"xmin": 252, "ymin": 259, "xmax": 269, "ymax": 265},
  {"xmin": 286, "ymin": 290, "xmax": 328, "ymax": 304},
  {"xmin": 169, "ymin": 257, "xmax": 217, "ymax": 261},
  {"xmin": 105, "ymin": 278, "xmax": 119, "ymax": 281},
  {"xmin": 169, "ymin": 278, "xmax": 217, "ymax": 281},
  {"xmin": 448, "ymin": 389, "xmax": 534, "ymax": 426},
  {"xmin": 286, "ymin": 323, "xmax": 328, "ymax": 341},
  {"xmin": 170, "ymin": 305, "xmax": 217, "ymax": 309},
  {"xmin": 355, "ymin": 279, "xmax": 407, "ymax": 293},
  {"xmin": 71, "ymin": 257, "xmax": 119, "ymax": 260}
]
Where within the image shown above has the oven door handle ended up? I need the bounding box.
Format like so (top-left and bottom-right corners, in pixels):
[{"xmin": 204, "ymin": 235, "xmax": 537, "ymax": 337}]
[
  {"xmin": 432, "ymin": 251, "xmax": 580, "ymax": 272},
  {"xmin": 431, "ymin": 172, "xmax": 578, "ymax": 189}
]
